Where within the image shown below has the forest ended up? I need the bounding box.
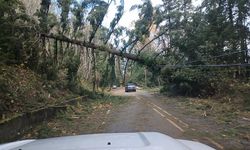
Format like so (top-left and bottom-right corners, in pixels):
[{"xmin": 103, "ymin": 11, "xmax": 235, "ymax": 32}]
[
  {"xmin": 0, "ymin": 0, "xmax": 250, "ymax": 119},
  {"xmin": 0, "ymin": 0, "xmax": 250, "ymax": 148}
]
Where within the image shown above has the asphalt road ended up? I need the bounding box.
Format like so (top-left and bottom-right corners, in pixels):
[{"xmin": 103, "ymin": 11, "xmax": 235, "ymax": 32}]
[
  {"xmin": 102, "ymin": 88, "xmax": 226, "ymax": 150},
  {"xmin": 19, "ymin": 88, "xmax": 248, "ymax": 150},
  {"xmin": 105, "ymin": 89, "xmax": 184, "ymax": 138}
]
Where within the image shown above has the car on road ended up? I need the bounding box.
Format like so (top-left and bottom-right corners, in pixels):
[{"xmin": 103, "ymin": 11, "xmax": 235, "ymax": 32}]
[
  {"xmin": 112, "ymin": 85, "xmax": 117, "ymax": 89},
  {"xmin": 125, "ymin": 83, "xmax": 136, "ymax": 92},
  {"xmin": 0, "ymin": 132, "xmax": 215, "ymax": 150}
]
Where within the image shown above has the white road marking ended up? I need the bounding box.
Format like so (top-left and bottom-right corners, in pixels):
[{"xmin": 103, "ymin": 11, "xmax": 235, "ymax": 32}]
[{"xmin": 204, "ymin": 137, "xmax": 224, "ymax": 150}]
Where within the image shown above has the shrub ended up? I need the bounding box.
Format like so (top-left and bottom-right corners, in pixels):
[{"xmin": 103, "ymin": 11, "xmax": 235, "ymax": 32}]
[
  {"xmin": 161, "ymin": 67, "xmax": 218, "ymax": 97},
  {"xmin": 38, "ymin": 59, "xmax": 58, "ymax": 80},
  {"xmin": 66, "ymin": 53, "xmax": 80, "ymax": 92},
  {"xmin": 0, "ymin": 0, "xmax": 39, "ymax": 65}
]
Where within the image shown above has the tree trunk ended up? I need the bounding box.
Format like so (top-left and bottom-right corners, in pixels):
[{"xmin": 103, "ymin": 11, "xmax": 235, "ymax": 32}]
[
  {"xmin": 41, "ymin": 34, "xmax": 145, "ymax": 63},
  {"xmin": 157, "ymin": 76, "xmax": 161, "ymax": 86},
  {"xmin": 116, "ymin": 56, "xmax": 122, "ymax": 86},
  {"xmin": 109, "ymin": 54, "xmax": 116, "ymax": 89},
  {"xmin": 144, "ymin": 67, "xmax": 147, "ymax": 87},
  {"xmin": 122, "ymin": 59, "xmax": 129, "ymax": 86},
  {"xmin": 238, "ymin": 6, "xmax": 248, "ymax": 78},
  {"xmin": 54, "ymin": 39, "xmax": 58, "ymax": 64},
  {"xmin": 91, "ymin": 48, "xmax": 96, "ymax": 93}
]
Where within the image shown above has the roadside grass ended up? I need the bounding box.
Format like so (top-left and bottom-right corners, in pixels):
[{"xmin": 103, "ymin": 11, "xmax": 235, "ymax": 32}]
[
  {"xmin": 184, "ymin": 130, "xmax": 216, "ymax": 139},
  {"xmin": 176, "ymin": 97, "xmax": 249, "ymax": 125},
  {"xmin": 0, "ymin": 64, "xmax": 78, "ymax": 121},
  {"xmin": 144, "ymin": 86, "xmax": 162, "ymax": 93},
  {"xmin": 159, "ymin": 95, "xmax": 250, "ymax": 149},
  {"xmin": 22, "ymin": 95, "xmax": 128, "ymax": 139}
]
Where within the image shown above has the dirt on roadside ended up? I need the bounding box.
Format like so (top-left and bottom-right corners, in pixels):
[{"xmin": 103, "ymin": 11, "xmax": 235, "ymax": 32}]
[{"xmin": 21, "ymin": 95, "xmax": 127, "ymax": 139}]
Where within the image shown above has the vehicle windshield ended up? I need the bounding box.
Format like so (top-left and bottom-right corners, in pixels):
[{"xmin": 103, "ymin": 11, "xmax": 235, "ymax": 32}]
[
  {"xmin": 127, "ymin": 83, "xmax": 134, "ymax": 86},
  {"xmin": 0, "ymin": 0, "xmax": 249, "ymax": 149}
]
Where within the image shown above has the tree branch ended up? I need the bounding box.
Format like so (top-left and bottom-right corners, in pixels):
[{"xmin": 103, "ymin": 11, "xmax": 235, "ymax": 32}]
[{"xmin": 138, "ymin": 29, "xmax": 168, "ymax": 54}]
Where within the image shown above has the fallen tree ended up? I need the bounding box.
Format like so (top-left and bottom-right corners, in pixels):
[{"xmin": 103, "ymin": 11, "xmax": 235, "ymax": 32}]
[
  {"xmin": 41, "ymin": 33, "xmax": 145, "ymax": 63},
  {"xmin": 40, "ymin": 34, "xmax": 250, "ymax": 69}
]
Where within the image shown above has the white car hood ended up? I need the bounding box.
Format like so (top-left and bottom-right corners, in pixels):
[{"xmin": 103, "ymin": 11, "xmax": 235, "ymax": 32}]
[{"xmin": 0, "ymin": 132, "xmax": 215, "ymax": 150}]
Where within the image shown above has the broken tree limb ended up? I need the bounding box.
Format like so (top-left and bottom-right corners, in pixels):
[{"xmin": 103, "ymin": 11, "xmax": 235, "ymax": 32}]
[
  {"xmin": 41, "ymin": 33, "xmax": 145, "ymax": 63},
  {"xmin": 138, "ymin": 29, "xmax": 168, "ymax": 54}
]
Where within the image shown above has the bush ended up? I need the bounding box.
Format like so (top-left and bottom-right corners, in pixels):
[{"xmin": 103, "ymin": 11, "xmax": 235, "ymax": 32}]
[
  {"xmin": 38, "ymin": 59, "xmax": 58, "ymax": 80},
  {"xmin": 161, "ymin": 67, "xmax": 218, "ymax": 97},
  {"xmin": 0, "ymin": 0, "xmax": 39, "ymax": 65},
  {"xmin": 66, "ymin": 53, "xmax": 80, "ymax": 91}
]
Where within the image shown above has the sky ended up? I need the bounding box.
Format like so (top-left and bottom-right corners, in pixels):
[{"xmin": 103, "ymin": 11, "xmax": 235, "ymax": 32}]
[{"xmin": 102, "ymin": 0, "xmax": 203, "ymax": 28}]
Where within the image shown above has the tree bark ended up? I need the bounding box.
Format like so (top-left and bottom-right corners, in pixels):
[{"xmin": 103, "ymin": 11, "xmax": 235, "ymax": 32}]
[
  {"xmin": 54, "ymin": 39, "xmax": 58, "ymax": 63},
  {"xmin": 91, "ymin": 48, "xmax": 96, "ymax": 93},
  {"xmin": 41, "ymin": 33, "xmax": 144, "ymax": 63},
  {"xmin": 122, "ymin": 59, "xmax": 129, "ymax": 85},
  {"xmin": 144, "ymin": 67, "xmax": 147, "ymax": 87}
]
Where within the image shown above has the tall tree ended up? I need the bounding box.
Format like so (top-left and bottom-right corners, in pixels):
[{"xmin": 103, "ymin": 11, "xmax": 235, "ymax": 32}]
[
  {"xmin": 72, "ymin": 0, "xmax": 85, "ymax": 34},
  {"xmin": 0, "ymin": 0, "xmax": 37, "ymax": 64},
  {"xmin": 85, "ymin": 0, "xmax": 110, "ymax": 92},
  {"xmin": 121, "ymin": 0, "xmax": 153, "ymax": 84},
  {"xmin": 39, "ymin": 0, "xmax": 51, "ymax": 33},
  {"xmin": 104, "ymin": 0, "xmax": 124, "ymax": 44},
  {"xmin": 57, "ymin": 0, "xmax": 73, "ymax": 34}
]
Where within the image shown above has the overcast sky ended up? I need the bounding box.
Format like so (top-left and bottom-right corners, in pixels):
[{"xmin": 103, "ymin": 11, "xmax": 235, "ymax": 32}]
[{"xmin": 102, "ymin": 0, "xmax": 203, "ymax": 28}]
